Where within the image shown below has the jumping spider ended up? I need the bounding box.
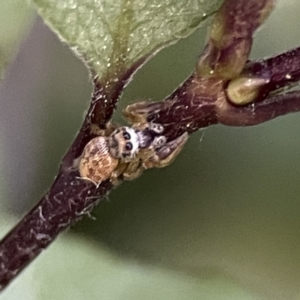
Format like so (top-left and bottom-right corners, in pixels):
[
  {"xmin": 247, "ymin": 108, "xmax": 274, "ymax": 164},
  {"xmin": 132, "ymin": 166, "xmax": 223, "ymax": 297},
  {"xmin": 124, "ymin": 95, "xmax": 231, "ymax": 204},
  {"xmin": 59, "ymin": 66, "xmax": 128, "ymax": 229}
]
[{"xmin": 77, "ymin": 101, "xmax": 188, "ymax": 186}]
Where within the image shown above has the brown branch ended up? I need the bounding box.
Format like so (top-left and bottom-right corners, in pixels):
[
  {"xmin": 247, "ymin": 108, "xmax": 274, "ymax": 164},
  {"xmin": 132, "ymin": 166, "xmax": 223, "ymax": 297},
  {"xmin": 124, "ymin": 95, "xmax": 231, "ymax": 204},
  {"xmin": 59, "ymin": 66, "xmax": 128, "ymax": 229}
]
[
  {"xmin": 1, "ymin": 0, "xmax": 300, "ymax": 291},
  {"xmin": 0, "ymin": 56, "xmax": 150, "ymax": 290},
  {"xmin": 146, "ymin": 62, "xmax": 300, "ymax": 135},
  {"xmin": 243, "ymin": 47, "xmax": 300, "ymax": 95}
]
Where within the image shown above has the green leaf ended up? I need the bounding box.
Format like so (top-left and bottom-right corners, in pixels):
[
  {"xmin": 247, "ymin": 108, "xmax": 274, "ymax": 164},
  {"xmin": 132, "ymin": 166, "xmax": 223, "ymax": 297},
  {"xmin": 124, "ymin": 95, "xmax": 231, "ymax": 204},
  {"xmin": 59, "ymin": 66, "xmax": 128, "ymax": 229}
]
[
  {"xmin": 33, "ymin": 0, "xmax": 223, "ymax": 81},
  {"xmin": 0, "ymin": 1, "xmax": 34, "ymax": 79}
]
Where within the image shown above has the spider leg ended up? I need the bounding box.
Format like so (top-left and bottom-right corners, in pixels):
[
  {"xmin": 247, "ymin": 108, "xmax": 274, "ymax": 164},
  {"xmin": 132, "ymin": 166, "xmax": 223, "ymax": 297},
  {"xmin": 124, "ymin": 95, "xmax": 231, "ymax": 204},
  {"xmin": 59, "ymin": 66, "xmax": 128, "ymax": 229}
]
[
  {"xmin": 143, "ymin": 132, "xmax": 189, "ymax": 169},
  {"xmin": 148, "ymin": 123, "xmax": 164, "ymax": 134},
  {"xmin": 110, "ymin": 162, "xmax": 129, "ymax": 185},
  {"xmin": 123, "ymin": 100, "xmax": 175, "ymax": 124},
  {"xmin": 151, "ymin": 136, "xmax": 167, "ymax": 149},
  {"xmin": 123, "ymin": 159, "xmax": 145, "ymax": 181},
  {"xmin": 90, "ymin": 121, "xmax": 119, "ymax": 136}
]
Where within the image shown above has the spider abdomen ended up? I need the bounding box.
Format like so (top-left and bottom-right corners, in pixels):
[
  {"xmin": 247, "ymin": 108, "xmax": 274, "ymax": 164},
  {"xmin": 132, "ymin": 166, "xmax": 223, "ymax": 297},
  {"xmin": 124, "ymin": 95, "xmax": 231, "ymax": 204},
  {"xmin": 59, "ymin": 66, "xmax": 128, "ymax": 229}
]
[{"xmin": 79, "ymin": 136, "xmax": 119, "ymax": 184}]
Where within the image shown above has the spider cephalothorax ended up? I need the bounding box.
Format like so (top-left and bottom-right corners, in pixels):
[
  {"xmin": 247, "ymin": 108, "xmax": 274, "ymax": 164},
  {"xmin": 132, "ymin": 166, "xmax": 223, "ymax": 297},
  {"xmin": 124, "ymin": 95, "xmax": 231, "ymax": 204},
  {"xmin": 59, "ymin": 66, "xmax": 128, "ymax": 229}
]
[
  {"xmin": 77, "ymin": 103, "xmax": 188, "ymax": 186},
  {"xmin": 108, "ymin": 126, "xmax": 140, "ymax": 160}
]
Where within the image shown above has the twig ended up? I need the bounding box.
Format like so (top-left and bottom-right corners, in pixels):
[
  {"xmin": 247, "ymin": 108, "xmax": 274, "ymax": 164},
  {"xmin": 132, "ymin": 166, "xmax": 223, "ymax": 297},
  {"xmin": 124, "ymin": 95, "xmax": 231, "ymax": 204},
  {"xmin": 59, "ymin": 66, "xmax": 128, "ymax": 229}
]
[{"xmin": 1, "ymin": 0, "xmax": 300, "ymax": 291}]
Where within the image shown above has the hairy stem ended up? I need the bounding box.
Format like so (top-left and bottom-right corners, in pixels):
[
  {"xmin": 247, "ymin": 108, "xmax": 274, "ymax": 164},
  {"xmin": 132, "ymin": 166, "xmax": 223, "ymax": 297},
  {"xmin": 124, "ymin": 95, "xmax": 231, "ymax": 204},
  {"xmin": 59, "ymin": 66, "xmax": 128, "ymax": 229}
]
[{"xmin": 1, "ymin": 0, "xmax": 300, "ymax": 291}]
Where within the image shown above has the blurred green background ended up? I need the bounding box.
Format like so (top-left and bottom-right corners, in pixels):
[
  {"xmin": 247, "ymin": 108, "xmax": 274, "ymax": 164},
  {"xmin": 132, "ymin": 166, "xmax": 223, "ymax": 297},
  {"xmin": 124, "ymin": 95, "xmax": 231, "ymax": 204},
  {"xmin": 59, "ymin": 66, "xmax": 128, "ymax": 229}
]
[{"xmin": 1, "ymin": 1, "xmax": 300, "ymax": 299}]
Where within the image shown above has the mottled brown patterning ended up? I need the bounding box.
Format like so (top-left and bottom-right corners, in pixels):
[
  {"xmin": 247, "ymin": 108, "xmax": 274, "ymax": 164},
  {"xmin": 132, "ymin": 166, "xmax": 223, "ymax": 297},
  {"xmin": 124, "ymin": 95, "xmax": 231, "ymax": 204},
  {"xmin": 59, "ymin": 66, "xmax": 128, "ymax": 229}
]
[
  {"xmin": 77, "ymin": 120, "xmax": 187, "ymax": 186},
  {"xmin": 79, "ymin": 136, "xmax": 119, "ymax": 184}
]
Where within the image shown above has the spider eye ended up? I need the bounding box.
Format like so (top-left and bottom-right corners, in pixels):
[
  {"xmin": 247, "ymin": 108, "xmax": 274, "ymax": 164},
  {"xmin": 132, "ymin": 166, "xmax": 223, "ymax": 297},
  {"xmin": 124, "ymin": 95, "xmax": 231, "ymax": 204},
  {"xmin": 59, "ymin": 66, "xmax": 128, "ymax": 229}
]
[
  {"xmin": 125, "ymin": 142, "xmax": 133, "ymax": 152},
  {"xmin": 123, "ymin": 131, "xmax": 131, "ymax": 140}
]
